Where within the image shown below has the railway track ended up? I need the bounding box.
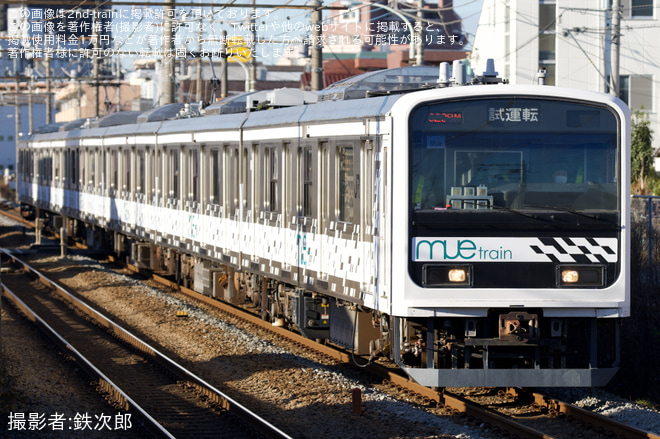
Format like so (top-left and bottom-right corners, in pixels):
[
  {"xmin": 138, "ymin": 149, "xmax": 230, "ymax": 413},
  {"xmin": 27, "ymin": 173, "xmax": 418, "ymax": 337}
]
[
  {"xmin": 0, "ymin": 248, "xmax": 293, "ymax": 439},
  {"xmin": 121, "ymin": 257, "xmax": 660, "ymax": 439},
  {"xmin": 1, "ymin": 205, "xmax": 659, "ymax": 439}
]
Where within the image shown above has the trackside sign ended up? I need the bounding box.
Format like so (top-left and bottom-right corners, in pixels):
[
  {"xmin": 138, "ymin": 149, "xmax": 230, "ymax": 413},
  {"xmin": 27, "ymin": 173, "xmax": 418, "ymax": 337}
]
[{"xmin": 412, "ymin": 237, "xmax": 618, "ymax": 264}]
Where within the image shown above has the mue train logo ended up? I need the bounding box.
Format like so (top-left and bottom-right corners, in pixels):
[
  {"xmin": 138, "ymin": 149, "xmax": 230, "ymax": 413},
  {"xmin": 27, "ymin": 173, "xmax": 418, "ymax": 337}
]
[{"xmin": 412, "ymin": 237, "xmax": 618, "ymax": 263}]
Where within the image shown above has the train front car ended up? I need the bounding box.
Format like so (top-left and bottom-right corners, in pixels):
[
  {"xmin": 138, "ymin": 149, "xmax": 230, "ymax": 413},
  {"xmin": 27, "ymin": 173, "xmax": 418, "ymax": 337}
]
[{"xmin": 389, "ymin": 86, "xmax": 630, "ymax": 388}]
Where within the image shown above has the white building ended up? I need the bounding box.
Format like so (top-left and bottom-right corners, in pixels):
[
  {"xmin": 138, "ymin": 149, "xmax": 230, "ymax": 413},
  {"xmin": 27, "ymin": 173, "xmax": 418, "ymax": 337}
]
[{"xmin": 471, "ymin": 0, "xmax": 658, "ymax": 157}]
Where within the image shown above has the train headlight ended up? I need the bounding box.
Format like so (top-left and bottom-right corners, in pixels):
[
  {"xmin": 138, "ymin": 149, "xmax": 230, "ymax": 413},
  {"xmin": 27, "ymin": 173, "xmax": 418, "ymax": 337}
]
[
  {"xmin": 561, "ymin": 269, "xmax": 579, "ymax": 283},
  {"xmin": 422, "ymin": 265, "xmax": 472, "ymax": 287},
  {"xmin": 556, "ymin": 265, "xmax": 605, "ymax": 288},
  {"xmin": 448, "ymin": 269, "xmax": 467, "ymax": 283}
]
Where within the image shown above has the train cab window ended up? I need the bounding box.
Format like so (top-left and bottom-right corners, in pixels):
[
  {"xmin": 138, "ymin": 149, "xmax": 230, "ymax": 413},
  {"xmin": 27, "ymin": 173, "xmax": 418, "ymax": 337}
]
[
  {"xmin": 337, "ymin": 145, "xmax": 355, "ymax": 223},
  {"xmin": 210, "ymin": 148, "xmax": 222, "ymax": 206},
  {"xmin": 409, "ymin": 97, "xmax": 619, "ymax": 212}
]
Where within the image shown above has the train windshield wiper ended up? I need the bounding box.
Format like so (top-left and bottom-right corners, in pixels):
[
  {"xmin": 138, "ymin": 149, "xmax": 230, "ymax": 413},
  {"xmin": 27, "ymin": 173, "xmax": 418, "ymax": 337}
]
[
  {"xmin": 484, "ymin": 203, "xmax": 544, "ymax": 220},
  {"xmin": 521, "ymin": 204, "xmax": 617, "ymax": 223}
]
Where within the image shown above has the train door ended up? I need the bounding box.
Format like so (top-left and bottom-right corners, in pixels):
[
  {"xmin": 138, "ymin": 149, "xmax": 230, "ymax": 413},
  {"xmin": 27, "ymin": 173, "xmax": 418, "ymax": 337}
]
[
  {"xmin": 295, "ymin": 142, "xmax": 318, "ymax": 285},
  {"xmin": 257, "ymin": 143, "xmax": 282, "ymax": 274},
  {"xmin": 225, "ymin": 144, "xmax": 241, "ymax": 264},
  {"xmin": 67, "ymin": 146, "xmax": 79, "ymax": 211},
  {"xmin": 242, "ymin": 142, "xmax": 256, "ymax": 269},
  {"xmin": 331, "ymin": 139, "xmax": 361, "ymax": 299},
  {"xmin": 208, "ymin": 144, "xmax": 223, "ymax": 211},
  {"xmin": 361, "ymin": 138, "xmax": 376, "ymax": 304},
  {"xmin": 318, "ymin": 141, "xmax": 329, "ymax": 284}
]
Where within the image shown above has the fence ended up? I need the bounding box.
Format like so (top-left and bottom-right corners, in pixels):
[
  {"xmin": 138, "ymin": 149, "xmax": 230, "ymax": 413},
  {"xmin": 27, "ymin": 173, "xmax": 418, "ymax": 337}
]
[{"xmin": 631, "ymin": 195, "xmax": 660, "ymax": 286}]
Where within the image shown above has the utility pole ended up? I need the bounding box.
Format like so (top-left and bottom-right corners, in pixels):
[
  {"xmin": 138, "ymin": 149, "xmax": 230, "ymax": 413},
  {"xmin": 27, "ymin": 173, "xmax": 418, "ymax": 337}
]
[
  {"xmin": 249, "ymin": 0, "xmax": 257, "ymax": 92},
  {"xmin": 28, "ymin": 69, "xmax": 33, "ymax": 134},
  {"xmin": 196, "ymin": 6, "xmax": 203, "ymax": 102},
  {"xmin": 45, "ymin": 58, "xmax": 52, "ymax": 124},
  {"xmin": 310, "ymin": 0, "xmax": 323, "ymax": 90},
  {"xmin": 116, "ymin": 55, "xmax": 121, "ymax": 112},
  {"xmin": 93, "ymin": 3, "xmax": 100, "ymax": 117},
  {"xmin": 221, "ymin": 30, "xmax": 228, "ymax": 99},
  {"xmin": 610, "ymin": 0, "xmax": 621, "ymax": 97},
  {"xmin": 160, "ymin": 0, "xmax": 176, "ymax": 105},
  {"xmin": 415, "ymin": 0, "xmax": 424, "ymax": 66},
  {"xmin": 14, "ymin": 70, "xmax": 20, "ymax": 147}
]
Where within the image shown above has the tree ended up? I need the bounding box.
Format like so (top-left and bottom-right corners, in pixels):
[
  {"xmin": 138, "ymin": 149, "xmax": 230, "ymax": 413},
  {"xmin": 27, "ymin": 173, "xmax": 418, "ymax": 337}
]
[{"xmin": 631, "ymin": 109, "xmax": 655, "ymax": 194}]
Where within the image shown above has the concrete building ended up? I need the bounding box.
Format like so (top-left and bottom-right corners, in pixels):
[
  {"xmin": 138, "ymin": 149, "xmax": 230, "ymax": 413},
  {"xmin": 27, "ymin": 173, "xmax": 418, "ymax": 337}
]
[
  {"xmin": 0, "ymin": 101, "xmax": 47, "ymax": 173},
  {"xmin": 471, "ymin": 0, "xmax": 659, "ymax": 153}
]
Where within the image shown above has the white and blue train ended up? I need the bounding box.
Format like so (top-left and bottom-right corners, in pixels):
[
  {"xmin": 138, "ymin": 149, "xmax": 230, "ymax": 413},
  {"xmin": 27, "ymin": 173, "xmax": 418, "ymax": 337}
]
[{"xmin": 18, "ymin": 65, "xmax": 630, "ymax": 387}]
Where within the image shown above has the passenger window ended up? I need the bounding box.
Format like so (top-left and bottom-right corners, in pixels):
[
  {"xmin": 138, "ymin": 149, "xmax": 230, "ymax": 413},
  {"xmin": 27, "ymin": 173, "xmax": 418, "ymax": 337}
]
[
  {"xmin": 303, "ymin": 147, "xmax": 312, "ymax": 217},
  {"xmin": 337, "ymin": 145, "xmax": 354, "ymax": 223},
  {"xmin": 189, "ymin": 149, "xmax": 199, "ymax": 203},
  {"xmin": 264, "ymin": 146, "xmax": 279, "ymax": 212},
  {"xmin": 170, "ymin": 149, "xmax": 179, "ymax": 200},
  {"xmin": 210, "ymin": 148, "xmax": 222, "ymax": 206},
  {"xmin": 137, "ymin": 150, "xmax": 145, "ymax": 195}
]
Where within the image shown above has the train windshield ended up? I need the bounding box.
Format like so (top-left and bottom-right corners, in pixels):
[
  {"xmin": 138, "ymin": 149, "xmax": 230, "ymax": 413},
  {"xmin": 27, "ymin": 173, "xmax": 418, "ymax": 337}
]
[{"xmin": 409, "ymin": 97, "xmax": 620, "ymax": 212}]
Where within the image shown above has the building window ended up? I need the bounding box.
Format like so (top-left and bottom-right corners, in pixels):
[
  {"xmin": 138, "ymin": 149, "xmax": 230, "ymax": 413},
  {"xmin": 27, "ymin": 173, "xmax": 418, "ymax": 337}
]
[
  {"xmin": 340, "ymin": 9, "xmax": 359, "ymax": 23},
  {"xmin": 539, "ymin": 34, "xmax": 555, "ymax": 61},
  {"xmin": 624, "ymin": 0, "xmax": 654, "ymax": 17},
  {"xmin": 539, "ymin": 2, "xmax": 557, "ymax": 32},
  {"xmin": 619, "ymin": 75, "xmax": 653, "ymax": 110},
  {"xmin": 539, "ymin": 1, "xmax": 556, "ymax": 85}
]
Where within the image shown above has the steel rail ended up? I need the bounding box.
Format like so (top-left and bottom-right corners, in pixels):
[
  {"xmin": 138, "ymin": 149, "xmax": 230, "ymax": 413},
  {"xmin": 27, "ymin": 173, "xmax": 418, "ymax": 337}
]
[
  {"xmin": 1, "ymin": 280, "xmax": 175, "ymax": 438},
  {"xmin": 532, "ymin": 392, "xmax": 660, "ymax": 439},
  {"xmin": 0, "ymin": 248, "xmax": 294, "ymax": 439}
]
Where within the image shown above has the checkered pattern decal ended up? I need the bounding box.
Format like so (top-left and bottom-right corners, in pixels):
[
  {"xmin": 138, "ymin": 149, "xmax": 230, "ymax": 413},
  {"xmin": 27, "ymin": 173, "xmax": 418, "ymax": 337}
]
[{"xmin": 530, "ymin": 237, "xmax": 617, "ymax": 264}]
